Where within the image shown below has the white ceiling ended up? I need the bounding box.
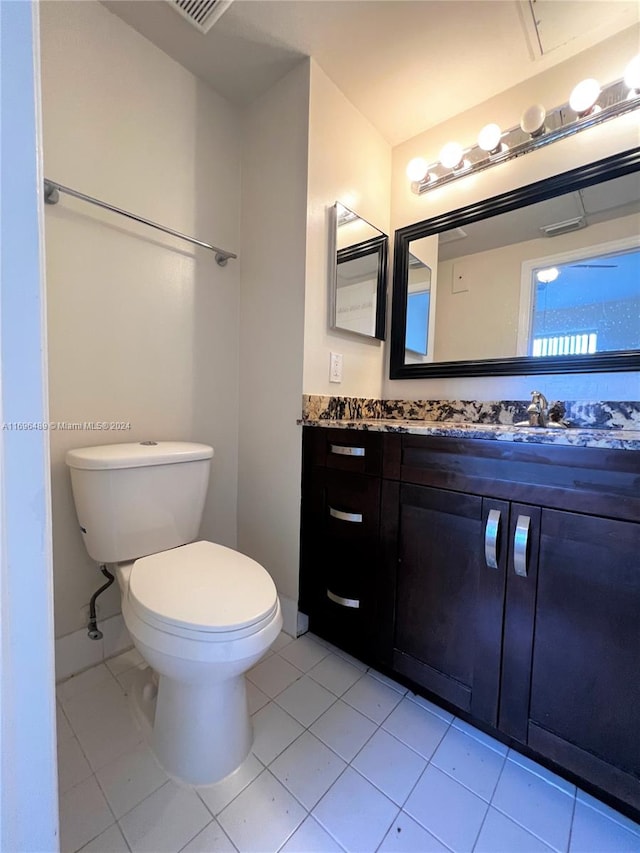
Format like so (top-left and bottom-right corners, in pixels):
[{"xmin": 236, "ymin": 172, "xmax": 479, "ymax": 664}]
[{"xmin": 102, "ymin": 0, "xmax": 640, "ymax": 145}]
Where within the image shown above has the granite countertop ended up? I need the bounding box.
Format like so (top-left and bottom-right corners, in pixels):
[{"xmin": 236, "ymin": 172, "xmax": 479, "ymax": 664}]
[{"xmin": 299, "ymin": 417, "xmax": 640, "ymax": 451}]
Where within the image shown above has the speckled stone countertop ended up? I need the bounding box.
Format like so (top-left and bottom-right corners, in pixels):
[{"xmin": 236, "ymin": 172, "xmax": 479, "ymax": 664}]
[{"xmin": 299, "ymin": 396, "xmax": 640, "ymax": 451}]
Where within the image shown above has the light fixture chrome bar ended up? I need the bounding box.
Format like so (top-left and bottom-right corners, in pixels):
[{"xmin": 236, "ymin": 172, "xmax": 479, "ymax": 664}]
[
  {"xmin": 412, "ymin": 80, "xmax": 640, "ymax": 195},
  {"xmin": 43, "ymin": 179, "xmax": 237, "ymax": 266}
]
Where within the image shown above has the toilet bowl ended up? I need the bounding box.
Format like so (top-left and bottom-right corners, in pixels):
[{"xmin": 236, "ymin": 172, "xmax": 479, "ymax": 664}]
[{"xmin": 65, "ymin": 441, "xmax": 282, "ymax": 786}]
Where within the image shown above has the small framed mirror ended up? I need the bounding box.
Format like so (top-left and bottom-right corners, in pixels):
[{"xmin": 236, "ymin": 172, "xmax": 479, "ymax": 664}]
[{"xmin": 329, "ymin": 203, "xmax": 388, "ymax": 340}]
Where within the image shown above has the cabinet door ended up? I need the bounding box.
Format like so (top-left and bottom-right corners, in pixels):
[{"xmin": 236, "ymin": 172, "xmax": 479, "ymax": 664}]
[
  {"xmin": 502, "ymin": 508, "xmax": 640, "ymax": 813},
  {"xmin": 304, "ymin": 468, "xmax": 381, "ymax": 659},
  {"xmin": 386, "ymin": 483, "xmax": 507, "ymax": 723}
]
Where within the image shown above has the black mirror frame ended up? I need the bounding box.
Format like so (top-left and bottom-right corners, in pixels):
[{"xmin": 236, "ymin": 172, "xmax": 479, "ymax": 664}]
[
  {"xmin": 335, "ymin": 234, "xmax": 388, "ymax": 341},
  {"xmin": 390, "ymin": 147, "xmax": 640, "ymax": 379}
]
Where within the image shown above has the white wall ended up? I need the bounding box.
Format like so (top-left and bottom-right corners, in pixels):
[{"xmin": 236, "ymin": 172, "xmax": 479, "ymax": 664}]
[
  {"xmin": 304, "ymin": 61, "xmax": 391, "ymax": 398},
  {"xmin": 0, "ymin": 1, "xmax": 59, "ymax": 848},
  {"xmin": 237, "ymin": 61, "xmax": 310, "ymax": 609},
  {"xmin": 387, "ymin": 25, "xmax": 640, "ymax": 401},
  {"xmin": 40, "ymin": 1, "xmax": 242, "ymax": 640}
]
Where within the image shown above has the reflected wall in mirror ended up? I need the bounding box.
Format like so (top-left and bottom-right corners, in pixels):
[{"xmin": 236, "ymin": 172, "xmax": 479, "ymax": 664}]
[
  {"xmin": 330, "ymin": 203, "xmax": 388, "ymax": 340},
  {"xmin": 390, "ymin": 149, "xmax": 640, "ymax": 378}
]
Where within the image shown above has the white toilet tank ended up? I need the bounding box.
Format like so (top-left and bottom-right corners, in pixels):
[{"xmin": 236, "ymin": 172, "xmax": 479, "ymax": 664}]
[{"xmin": 66, "ymin": 441, "xmax": 214, "ymax": 564}]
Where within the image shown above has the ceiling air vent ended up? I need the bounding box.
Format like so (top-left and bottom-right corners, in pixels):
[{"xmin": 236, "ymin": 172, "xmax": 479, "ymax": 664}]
[
  {"xmin": 540, "ymin": 216, "xmax": 586, "ymax": 237},
  {"xmin": 439, "ymin": 227, "xmax": 468, "ymax": 245},
  {"xmin": 169, "ymin": 0, "xmax": 234, "ymax": 34}
]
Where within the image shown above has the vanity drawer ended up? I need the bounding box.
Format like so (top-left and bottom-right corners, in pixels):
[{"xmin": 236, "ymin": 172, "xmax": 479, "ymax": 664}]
[{"xmin": 304, "ymin": 427, "xmax": 383, "ymax": 475}]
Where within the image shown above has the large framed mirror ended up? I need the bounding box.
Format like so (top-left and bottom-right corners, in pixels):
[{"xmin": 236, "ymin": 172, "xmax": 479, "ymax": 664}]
[
  {"xmin": 390, "ymin": 148, "xmax": 640, "ymax": 378},
  {"xmin": 329, "ymin": 203, "xmax": 388, "ymax": 340}
]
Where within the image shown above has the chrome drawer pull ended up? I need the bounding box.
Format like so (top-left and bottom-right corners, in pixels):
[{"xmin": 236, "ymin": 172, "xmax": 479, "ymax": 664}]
[
  {"xmin": 329, "ymin": 507, "xmax": 363, "ymax": 523},
  {"xmin": 327, "ymin": 589, "xmax": 360, "ymax": 609},
  {"xmin": 485, "ymin": 509, "xmax": 501, "ymax": 569},
  {"xmin": 514, "ymin": 515, "xmax": 530, "ymax": 577},
  {"xmin": 330, "ymin": 444, "xmax": 365, "ymax": 457}
]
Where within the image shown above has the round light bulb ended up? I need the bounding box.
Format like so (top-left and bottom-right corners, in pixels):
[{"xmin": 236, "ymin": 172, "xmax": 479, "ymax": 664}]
[
  {"xmin": 440, "ymin": 142, "xmax": 464, "ymax": 170},
  {"xmin": 569, "ymin": 78, "xmax": 601, "ymax": 116},
  {"xmin": 536, "ymin": 267, "xmax": 559, "ymax": 284},
  {"xmin": 624, "ymin": 54, "xmax": 640, "ymax": 92},
  {"xmin": 520, "ymin": 104, "xmax": 546, "ymax": 137},
  {"xmin": 477, "ymin": 123, "xmax": 502, "ymax": 153},
  {"xmin": 406, "ymin": 157, "xmax": 429, "ymax": 182}
]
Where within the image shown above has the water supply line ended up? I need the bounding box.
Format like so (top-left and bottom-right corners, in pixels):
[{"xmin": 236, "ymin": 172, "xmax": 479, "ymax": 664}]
[{"xmin": 87, "ymin": 564, "xmax": 115, "ymax": 640}]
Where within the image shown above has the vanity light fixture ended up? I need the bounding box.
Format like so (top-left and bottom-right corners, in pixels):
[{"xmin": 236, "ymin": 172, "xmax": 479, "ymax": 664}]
[
  {"xmin": 439, "ymin": 142, "xmax": 470, "ymax": 172},
  {"xmin": 569, "ymin": 78, "xmax": 601, "ymax": 117},
  {"xmin": 408, "ymin": 58, "xmax": 640, "ymax": 195},
  {"xmin": 477, "ymin": 123, "xmax": 506, "ymax": 156},
  {"xmin": 625, "ymin": 54, "xmax": 640, "ymax": 96},
  {"xmin": 520, "ymin": 104, "xmax": 547, "ymax": 138}
]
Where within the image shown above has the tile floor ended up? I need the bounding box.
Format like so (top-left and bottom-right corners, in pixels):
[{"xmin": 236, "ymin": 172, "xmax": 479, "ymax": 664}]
[{"xmin": 57, "ymin": 633, "xmax": 640, "ymax": 853}]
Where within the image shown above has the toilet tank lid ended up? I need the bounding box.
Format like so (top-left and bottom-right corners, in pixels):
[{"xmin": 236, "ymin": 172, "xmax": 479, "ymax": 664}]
[{"xmin": 66, "ymin": 441, "xmax": 213, "ymax": 470}]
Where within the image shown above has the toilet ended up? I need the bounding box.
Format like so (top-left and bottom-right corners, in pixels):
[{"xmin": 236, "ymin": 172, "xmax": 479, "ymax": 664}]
[{"xmin": 65, "ymin": 441, "xmax": 282, "ymax": 785}]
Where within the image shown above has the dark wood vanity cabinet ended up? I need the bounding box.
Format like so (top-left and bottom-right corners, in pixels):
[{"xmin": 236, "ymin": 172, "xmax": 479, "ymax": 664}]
[{"xmin": 299, "ymin": 427, "xmax": 640, "ymax": 817}]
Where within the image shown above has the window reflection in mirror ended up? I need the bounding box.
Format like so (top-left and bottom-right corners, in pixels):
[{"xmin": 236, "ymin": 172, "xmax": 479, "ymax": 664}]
[
  {"xmin": 524, "ymin": 245, "xmax": 640, "ymax": 357},
  {"xmin": 405, "ymin": 254, "xmax": 432, "ymax": 361},
  {"xmin": 330, "ymin": 203, "xmax": 388, "ymax": 340}
]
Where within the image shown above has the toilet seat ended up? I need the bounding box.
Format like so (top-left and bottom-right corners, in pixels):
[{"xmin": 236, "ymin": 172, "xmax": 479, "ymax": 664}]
[{"xmin": 128, "ymin": 540, "xmax": 278, "ymax": 641}]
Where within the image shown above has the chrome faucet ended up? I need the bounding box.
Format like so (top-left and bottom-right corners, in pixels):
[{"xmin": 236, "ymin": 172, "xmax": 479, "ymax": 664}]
[{"xmin": 526, "ymin": 391, "xmax": 548, "ymax": 427}]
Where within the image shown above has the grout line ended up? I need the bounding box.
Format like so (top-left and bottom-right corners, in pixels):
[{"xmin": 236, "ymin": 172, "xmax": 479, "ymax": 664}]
[{"xmin": 566, "ymin": 793, "xmax": 578, "ymax": 853}]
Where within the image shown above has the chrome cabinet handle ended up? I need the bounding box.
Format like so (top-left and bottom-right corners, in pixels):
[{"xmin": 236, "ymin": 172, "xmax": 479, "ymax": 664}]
[
  {"xmin": 514, "ymin": 515, "xmax": 530, "ymax": 577},
  {"xmin": 327, "ymin": 589, "xmax": 360, "ymax": 609},
  {"xmin": 329, "ymin": 506, "xmax": 363, "ymax": 523},
  {"xmin": 485, "ymin": 509, "xmax": 501, "ymax": 569},
  {"xmin": 330, "ymin": 444, "xmax": 365, "ymax": 457}
]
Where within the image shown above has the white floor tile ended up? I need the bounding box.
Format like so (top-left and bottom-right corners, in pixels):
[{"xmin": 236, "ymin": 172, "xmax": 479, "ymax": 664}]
[
  {"xmin": 404, "ymin": 764, "xmax": 488, "ymax": 852},
  {"xmin": 251, "ymin": 702, "xmax": 304, "ymax": 765},
  {"xmin": 58, "ymin": 736, "xmax": 93, "ymax": 794},
  {"xmin": 367, "ymin": 668, "xmax": 408, "ymax": 695},
  {"xmin": 78, "ymin": 823, "xmax": 130, "ymax": 853},
  {"xmin": 312, "ymin": 766, "xmax": 398, "ymax": 853},
  {"xmin": 101, "ymin": 614, "xmax": 132, "ymax": 660},
  {"xmin": 307, "ymin": 652, "xmax": 364, "ymax": 696},
  {"xmin": 271, "ymin": 631, "xmax": 295, "ymax": 652},
  {"xmin": 475, "ymin": 808, "xmax": 555, "ymax": 852},
  {"xmin": 180, "ymin": 819, "xmax": 237, "ymax": 853},
  {"xmin": 278, "ymin": 635, "xmax": 331, "ymax": 672},
  {"xmin": 105, "ymin": 648, "xmax": 144, "ymax": 677},
  {"xmin": 507, "ymin": 748, "xmax": 576, "ymax": 796},
  {"xmin": 280, "ymin": 815, "xmax": 344, "ymax": 852},
  {"xmin": 196, "ymin": 753, "xmax": 264, "ymax": 816},
  {"xmin": 310, "ymin": 700, "xmax": 377, "ymax": 762},
  {"xmin": 63, "ymin": 679, "xmax": 143, "ymax": 771},
  {"xmin": 431, "ymin": 726, "xmax": 505, "ymax": 802},
  {"xmin": 119, "ymin": 780, "xmax": 211, "ymax": 853},
  {"xmin": 56, "ymin": 630, "xmax": 105, "ymax": 683},
  {"xmin": 275, "ymin": 675, "xmax": 337, "ymax": 727},
  {"xmin": 576, "ymin": 789, "xmax": 640, "ymax": 838},
  {"xmin": 246, "ymin": 680, "xmax": 270, "ymax": 715},
  {"xmin": 59, "ymin": 776, "xmax": 115, "ymax": 853},
  {"xmin": 246, "ymin": 655, "xmax": 303, "ymax": 698},
  {"xmin": 379, "ymin": 812, "xmax": 450, "ymax": 852},
  {"xmin": 117, "ymin": 664, "xmax": 147, "ymax": 695},
  {"xmin": 342, "ymin": 673, "xmax": 404, "ymax": 724},
  {"xmin": 352, "ymin": 729, "xmax": 426, "ymax": 806},
  {"xmin": 270, "ymin": 731, "xmax": 346, "ymax": 810},
  {"xmin": 382, "ymin": 697, "xmax": 450, "ymax": 759},
  {"xmin": 57, "ymin": 704, "xmax": 75, "ymax": 743},
  {"xmin": 57, "ymin": 664, "xmax": 116, "ymax": 703},
  {"xmin": 451, "ymin": 718, "xmax": 508, "ymax": 756},
  {"xmin": 569, "ymin": 801, "xmax": 640, "ymax": 852},
  {"xmin": 330, "ymin": 647, "xmax": 368, "ymax": 671},
  {"xmin": 406, "ymin": 691, "xmax": 454, "ymax": 723},
  {"xmin": 217, "ymin": 769, "xmax": 306, "ymax": 853},
  {"xmin": 95, "ymin": 742, "xmax": 168, "ymax": 819},
  {"xmin": 492, "ymin": 760, "xmax": 575, "ymax": 852}
]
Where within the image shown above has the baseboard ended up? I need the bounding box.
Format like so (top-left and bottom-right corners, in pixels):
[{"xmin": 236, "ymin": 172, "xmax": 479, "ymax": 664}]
[{"xmin": 55, "ymin": 612, "xmax": 132, "ymax": 682}]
